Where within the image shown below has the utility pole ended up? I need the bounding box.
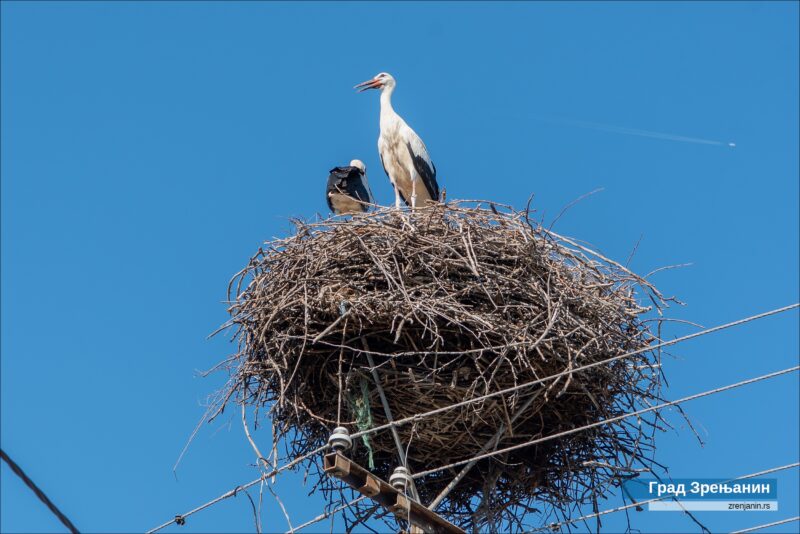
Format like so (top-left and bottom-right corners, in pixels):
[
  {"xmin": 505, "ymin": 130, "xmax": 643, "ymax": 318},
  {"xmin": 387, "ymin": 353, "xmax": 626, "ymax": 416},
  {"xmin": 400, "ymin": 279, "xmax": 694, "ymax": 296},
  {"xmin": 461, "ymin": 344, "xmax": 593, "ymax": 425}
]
[{"xmin": 323, "ymin": 451, "xmax": 465, "ymax": 534}]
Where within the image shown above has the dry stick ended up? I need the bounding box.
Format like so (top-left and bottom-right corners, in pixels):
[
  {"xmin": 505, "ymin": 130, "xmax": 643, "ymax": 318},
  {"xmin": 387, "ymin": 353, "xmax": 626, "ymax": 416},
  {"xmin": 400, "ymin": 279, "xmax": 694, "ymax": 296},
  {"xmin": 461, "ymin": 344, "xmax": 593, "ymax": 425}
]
[
  {"xmin": 242, "ymin": 403, "xmax": 270, "ymax": 470},
  {"xmin": 363, "ymin": 341, "xmax": 421, "ymax": 502},
  {"xmin": 268, "ymin": 484, "xmax": 294, "ymax": 533},
  {"xmin": 173, "ymin": 410, "xmax": 208, "ymax": 474},
  {"xmin": 289, "ymin": 496, "xmax": 369, "ymax": 534},
  {"xmin": 530, "ymin": 463, "xmax": 800, "ymax": 533},
  {"xmin": 428, "ymin": 389, "xmax": 543, "ymax": 510},
  {"xmin": 173, "ymin": 375, "xmax": 239, "ymax": 472},
  {"xmin": 242, "ymin": 489, "xmax": 261, "ymax": 534},
  {"xmin": 544, "ymin": 226, "xmax": 665, "ymax": 305},
  {"xmin": 243, "ymin": 404, "xmax": 286, "ymax": 533},
  {"xmin": 313, "ymin": 310, "xmax": 351, "ymax": 344},
  {"xmin": 146, "ymin": 446, "xmax": 329, "ymax": 534},
  {"xmin": 257, "ymin": 480, "xmax": 265, "ymax": 534},
  {"xmin": 350, "ymin": 303, "xmax": 799, "ymax": 444},
  {"xmin": 364, "ymin": 351, "xmax": 408, "ymax": 467},
  {"xmin": 283, "ymin": 283, "xmax": 312, "ymax": 397},
  {"xmin": 337, "ymin": 317, "xmax": 349, "ymax": 426},
  {"xmin": 147, "ymin": 304, "xmax": 798, "ymax": 533},
  {"xmin": 731, "ymin": 516, "xmax": 800, "ymax": 534},
  {"xmin": 307, "ymin": 301, "xmax": 797, "ymax": 359},
  {"xmin": 548, "ymin": 187, "xmax": 605, "ymax": 232},
  {"xmin": 411, "ymin": 365, "xmax": 799, "ymax": 479},
  {"xmin": 337, "ymin": 345, "xmax": 344, "ymax": 426}
]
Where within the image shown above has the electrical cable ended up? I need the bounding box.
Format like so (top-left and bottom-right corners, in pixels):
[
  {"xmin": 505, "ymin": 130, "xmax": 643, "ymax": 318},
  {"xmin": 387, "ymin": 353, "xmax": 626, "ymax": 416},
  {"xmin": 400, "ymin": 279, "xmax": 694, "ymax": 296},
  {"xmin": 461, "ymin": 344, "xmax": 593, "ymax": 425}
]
[
  {"xmin": 0, "ymin": 448, "xmax": 80, "ymax": 534},
  {"xmin": 412, "ymin": 366, "xmax": 799, "ymax": 479},
  {"xmin": 730, "ymin": 516, "xmax": 800, "ymax": 534},
  {"xmin": 146, "ymin": 303, "xmax": 798, "ymax": 532}
]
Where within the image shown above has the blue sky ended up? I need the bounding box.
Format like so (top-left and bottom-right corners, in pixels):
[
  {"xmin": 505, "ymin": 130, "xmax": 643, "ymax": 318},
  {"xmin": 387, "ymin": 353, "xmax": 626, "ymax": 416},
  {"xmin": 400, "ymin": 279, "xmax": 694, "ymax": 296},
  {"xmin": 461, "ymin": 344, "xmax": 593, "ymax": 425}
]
[{"xmin": 1, "ymin": 2, "xmax": 798, "ymax": 533}]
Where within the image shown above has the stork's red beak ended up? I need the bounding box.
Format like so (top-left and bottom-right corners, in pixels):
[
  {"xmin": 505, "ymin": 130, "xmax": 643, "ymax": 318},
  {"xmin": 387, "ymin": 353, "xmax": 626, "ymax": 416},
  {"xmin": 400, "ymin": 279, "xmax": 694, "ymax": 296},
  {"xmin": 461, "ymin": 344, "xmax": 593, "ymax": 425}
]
[{"xmin": 354, "ymin": 78, "xmax": 382, "ymax": 92}]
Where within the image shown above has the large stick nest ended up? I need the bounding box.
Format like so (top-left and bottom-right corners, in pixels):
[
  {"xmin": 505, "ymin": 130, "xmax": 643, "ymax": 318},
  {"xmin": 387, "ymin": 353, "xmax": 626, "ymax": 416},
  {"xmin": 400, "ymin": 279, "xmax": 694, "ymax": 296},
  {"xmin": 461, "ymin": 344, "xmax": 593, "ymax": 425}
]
[{"xmin": 220, "ymin": 202, "xmax": 672, "ymax": 531}]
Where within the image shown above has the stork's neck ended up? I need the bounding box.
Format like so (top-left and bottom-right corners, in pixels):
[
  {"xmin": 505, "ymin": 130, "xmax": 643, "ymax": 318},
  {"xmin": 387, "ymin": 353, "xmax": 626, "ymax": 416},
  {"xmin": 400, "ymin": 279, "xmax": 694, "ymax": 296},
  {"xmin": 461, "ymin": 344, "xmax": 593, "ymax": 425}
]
[{"xmin": 379, "ymin": 85, "xmax": 397, "ymax": 122}]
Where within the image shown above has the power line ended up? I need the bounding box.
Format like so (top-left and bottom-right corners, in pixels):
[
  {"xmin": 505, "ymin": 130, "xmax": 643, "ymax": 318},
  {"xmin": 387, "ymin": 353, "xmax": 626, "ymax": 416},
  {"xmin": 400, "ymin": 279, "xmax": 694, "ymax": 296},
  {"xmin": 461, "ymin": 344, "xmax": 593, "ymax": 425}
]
[
  {"xmin": 411, "ymin": 366, "xmax": 799, "ymax": 479},
  {"xmin": 290, "ymin": 496, "xmax": 368, "ymax": 534},
  {"xmin": 0, "ymin": 448, "xmax": 80, "ymax": 534},
  {"xmin": 731, "ymin": 516, "xmax": 800, "ymax": 534},
  {"xmin": 146, "ymin": 445, "xmax": 328, "ymax": 533},
  {"xmin": 529, "ymin": 463, "xmax": 800, "ymax": 532},
  {"xmin": 146, "ymin": 303, "xmax": 798, "ymax": 532},
  {"xmin": 365, "ymin": 349, "xmax": 422, "ymax": 502},
  {"xmin": 350, "ymin": 303, "xmax": 799, "ymax": 444},
  {"xmin": 429, "ymin": 389, "xmax": 543, "ymax": 510}
]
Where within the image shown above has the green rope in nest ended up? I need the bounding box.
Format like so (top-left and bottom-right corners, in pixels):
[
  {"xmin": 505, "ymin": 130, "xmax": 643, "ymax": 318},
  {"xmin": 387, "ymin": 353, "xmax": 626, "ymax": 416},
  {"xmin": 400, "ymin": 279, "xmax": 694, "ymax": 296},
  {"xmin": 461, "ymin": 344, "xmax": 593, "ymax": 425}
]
[{"xmin": 348, "ymin": 377, "xmax": 375, "ymax": 469}]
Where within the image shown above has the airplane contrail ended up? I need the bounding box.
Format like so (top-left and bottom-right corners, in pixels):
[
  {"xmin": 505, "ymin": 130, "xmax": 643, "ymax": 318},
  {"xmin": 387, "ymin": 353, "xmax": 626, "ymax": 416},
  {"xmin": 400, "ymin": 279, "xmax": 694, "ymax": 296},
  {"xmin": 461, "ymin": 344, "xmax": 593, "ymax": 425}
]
[{"xmin": 537, "ymin": 117, "xmax": 735, "ymax": 148}]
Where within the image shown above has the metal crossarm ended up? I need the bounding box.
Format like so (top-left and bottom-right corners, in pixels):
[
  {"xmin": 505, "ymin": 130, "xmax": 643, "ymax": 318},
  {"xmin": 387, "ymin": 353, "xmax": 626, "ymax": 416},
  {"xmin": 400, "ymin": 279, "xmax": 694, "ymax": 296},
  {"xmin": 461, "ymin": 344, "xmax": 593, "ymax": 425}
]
[{"xmin": 323, "ymin": 452, "xmax": 465, "ymax": 534}]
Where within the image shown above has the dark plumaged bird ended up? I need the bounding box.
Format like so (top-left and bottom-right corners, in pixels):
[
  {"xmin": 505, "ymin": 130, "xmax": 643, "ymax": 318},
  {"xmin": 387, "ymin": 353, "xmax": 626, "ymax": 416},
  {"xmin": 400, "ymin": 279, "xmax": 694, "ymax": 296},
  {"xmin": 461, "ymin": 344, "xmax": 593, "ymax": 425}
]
[
  {"xmin": 355, "ymin": 72, "xmax": 440, "ymax": 209},
  {"xmin": 326, "ymin": 160, "xmax": 374, "ymax": 215}
]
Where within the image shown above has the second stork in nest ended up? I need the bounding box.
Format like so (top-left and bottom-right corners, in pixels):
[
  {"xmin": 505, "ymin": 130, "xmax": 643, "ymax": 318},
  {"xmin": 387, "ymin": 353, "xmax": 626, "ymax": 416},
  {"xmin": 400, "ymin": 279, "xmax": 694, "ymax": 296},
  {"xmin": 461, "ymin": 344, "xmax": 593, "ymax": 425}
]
[{"xmin": 326, "ymin": 159, "xmax": 374, "ymax": 215}]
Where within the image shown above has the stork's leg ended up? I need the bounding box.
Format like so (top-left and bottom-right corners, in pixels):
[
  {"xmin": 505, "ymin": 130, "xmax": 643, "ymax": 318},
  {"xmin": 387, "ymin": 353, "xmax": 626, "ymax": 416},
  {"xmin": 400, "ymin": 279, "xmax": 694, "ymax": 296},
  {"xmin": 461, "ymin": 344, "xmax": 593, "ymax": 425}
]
[{"xmin": 393, "ymin": 184, "xmax": 402, "ymax": 209}]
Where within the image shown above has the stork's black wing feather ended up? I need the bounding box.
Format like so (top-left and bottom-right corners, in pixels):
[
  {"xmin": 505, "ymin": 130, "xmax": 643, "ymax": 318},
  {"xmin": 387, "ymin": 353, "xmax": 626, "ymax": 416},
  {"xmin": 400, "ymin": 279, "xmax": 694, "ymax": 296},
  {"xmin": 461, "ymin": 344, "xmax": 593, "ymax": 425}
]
[
  {"xmin": 326, "ymin": 166, "xmax": 371, "ymax": 213},
  {"xmin": 406, "ymin": 141, "xmax": 440, "ymax": 201},
  {"xmin": 346, "ymin": 168, "xmax": 371, "ymax": 207},
  {"xmin": 326, "ymin": 167, "xmax": 347, "ymax": 213}
]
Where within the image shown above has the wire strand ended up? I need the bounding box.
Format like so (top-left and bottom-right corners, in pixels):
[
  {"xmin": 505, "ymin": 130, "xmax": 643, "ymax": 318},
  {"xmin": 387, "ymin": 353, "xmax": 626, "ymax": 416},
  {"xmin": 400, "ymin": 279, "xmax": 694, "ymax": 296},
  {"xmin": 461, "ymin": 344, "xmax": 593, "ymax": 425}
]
[
  {"xmin": 146, "ymin": 444, "xmax": 330, "ymax": 533},
  {"xmin": 730, "ymin": 516, "xmax": 800, "ymax": 534},
  {"xmin": 0, "ymin": 449, "xmax": 80, "ymax": 534},
  {"xmin": 289, "ymin": 496, "xmax": 368, "ymax": 533},
  {"xmin": 350, "ymin": 303, "xmax": 799, "ymax": 443},
  {"xmin": 145, "ymin": 303, "xmax": 798, "ymax": 533},
  {"xmin": 412, "ymin": 366, "xmax": 799, "ymax": 479}
]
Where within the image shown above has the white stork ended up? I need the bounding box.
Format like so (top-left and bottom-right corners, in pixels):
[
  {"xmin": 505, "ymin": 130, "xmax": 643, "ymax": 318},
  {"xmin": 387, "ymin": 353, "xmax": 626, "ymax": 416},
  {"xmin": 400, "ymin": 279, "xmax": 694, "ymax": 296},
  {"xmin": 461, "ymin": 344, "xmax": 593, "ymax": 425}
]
[
  {"xmin": 326, "ymin": 159, "xmax": 374, "ymax": 215},
  {"xmin": 355, "ymin": 72, "xmax": 440, "ymax": 209}
]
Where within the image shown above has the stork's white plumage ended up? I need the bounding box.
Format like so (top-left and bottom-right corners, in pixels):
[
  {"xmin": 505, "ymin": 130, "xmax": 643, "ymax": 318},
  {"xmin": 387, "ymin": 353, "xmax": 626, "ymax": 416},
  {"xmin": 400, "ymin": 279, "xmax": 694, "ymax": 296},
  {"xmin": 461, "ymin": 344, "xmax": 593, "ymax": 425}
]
[{"xmin": 355, "ymin": 72, "xmax": 440, "ymax": 209}]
